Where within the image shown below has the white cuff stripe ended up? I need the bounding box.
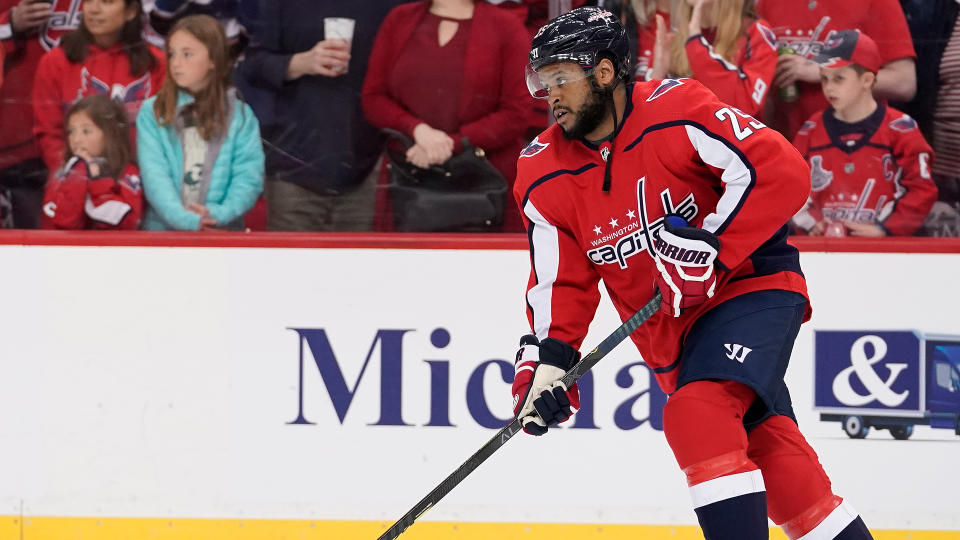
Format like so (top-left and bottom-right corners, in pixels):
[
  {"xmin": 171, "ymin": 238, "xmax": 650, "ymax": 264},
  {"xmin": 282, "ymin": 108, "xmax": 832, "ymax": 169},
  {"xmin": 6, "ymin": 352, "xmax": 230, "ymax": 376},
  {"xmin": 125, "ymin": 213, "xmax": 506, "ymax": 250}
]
[
  {"xmin": 795, "ymin": 501, "xmax": 858, "ymax": 540},
  {"xmin": 689, "ymin": 469, "xmax": 765, "ymax": 509},
  {"xmin": 84, "ymin": 198, "xmax": 131, "ymax": 226}
]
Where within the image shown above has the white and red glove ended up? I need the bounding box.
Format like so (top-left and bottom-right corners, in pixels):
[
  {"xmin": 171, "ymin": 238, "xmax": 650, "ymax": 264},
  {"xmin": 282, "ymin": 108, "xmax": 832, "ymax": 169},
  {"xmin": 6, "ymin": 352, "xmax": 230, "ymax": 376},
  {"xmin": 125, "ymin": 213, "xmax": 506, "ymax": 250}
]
[
  {"xmin": 652, "ymin": 215, "xmax": 722, "ymax": 317},
  {"xmin": 511, "ymin": 335, "xmax": 580, "ymax": 435}
]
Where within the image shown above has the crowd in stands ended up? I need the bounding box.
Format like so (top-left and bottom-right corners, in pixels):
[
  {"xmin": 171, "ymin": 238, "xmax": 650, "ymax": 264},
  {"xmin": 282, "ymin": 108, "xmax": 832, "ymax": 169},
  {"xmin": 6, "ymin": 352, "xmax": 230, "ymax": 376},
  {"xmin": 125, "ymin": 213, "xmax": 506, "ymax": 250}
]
[{"xmin": 0, "ymin": 0, "xmax": 957, "ymax": 236}]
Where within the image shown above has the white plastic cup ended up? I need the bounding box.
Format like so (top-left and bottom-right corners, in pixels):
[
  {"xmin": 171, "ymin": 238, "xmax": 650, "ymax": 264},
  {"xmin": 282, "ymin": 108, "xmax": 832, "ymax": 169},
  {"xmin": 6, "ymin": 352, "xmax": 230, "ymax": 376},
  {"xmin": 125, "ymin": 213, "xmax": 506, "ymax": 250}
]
[{"xmin": 324, "ymin": 17, "xmax": 355, "ymax": 73}]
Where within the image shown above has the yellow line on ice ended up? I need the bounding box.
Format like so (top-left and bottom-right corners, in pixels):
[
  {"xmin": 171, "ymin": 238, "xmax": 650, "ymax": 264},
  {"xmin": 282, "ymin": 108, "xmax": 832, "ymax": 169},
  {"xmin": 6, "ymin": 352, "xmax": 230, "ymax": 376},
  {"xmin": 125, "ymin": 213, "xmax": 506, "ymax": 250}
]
[{"xmin": 2, "ymin": 516, "xmax": 958, "ymax": 539}]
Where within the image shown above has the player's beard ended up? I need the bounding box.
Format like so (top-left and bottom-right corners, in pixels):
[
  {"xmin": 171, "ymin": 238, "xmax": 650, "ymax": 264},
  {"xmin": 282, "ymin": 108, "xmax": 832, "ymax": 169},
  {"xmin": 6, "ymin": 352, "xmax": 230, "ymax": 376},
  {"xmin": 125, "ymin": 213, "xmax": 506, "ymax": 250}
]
[{"xmin": 559, "ymin": 78, "xmax": 608, "ymax": 141}]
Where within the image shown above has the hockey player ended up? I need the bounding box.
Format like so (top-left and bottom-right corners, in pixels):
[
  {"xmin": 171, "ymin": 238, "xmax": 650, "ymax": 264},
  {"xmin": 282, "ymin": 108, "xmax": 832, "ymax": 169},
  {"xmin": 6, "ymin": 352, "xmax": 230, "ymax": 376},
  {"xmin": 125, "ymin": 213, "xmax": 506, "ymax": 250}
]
[
  {"xmin": 791, "ymin": 30, "xmax": 937, "ymax": 237},
  {"xmin": 511, "ymin": 7, "xmax": 873, "ymax": 539}
]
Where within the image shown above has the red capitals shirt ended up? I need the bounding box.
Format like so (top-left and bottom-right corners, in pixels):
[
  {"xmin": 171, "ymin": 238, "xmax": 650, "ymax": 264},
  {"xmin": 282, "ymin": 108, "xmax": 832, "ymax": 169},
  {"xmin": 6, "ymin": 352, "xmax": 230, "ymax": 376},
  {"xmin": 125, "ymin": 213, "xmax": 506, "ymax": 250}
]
[
  {"xmin": 685, "ymin": 19, "xmax": 779, "ymax": 117},
  {"xmin": 41, "ymin": 157, "xmax": 142, "ymax": 229},
  {"xmin": 0, "ymin": 0, "xmax": 82, "ymax": 170},
  {"xmin": 514, "ymin": 80, "xmax": 810, "ymax": 394},
  {"xmin": 756, "ymin": 0, "xmax": 916, "ymax": 138},
  {"xmin": 33, "ymin": 42, "xmax": 166, "ymax": 172},
  {"xmin": 791, "ymin": 104, "xmax": 937, "ymax": 236}
]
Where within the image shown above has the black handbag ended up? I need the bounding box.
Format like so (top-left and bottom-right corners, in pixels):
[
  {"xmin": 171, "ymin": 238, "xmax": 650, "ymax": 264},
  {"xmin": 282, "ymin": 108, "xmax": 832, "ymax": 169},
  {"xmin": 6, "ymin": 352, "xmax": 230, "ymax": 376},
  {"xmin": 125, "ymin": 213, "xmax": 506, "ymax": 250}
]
[{"xmin": 383, "ymin": 129, "xmax": 508, "ymax": 232}]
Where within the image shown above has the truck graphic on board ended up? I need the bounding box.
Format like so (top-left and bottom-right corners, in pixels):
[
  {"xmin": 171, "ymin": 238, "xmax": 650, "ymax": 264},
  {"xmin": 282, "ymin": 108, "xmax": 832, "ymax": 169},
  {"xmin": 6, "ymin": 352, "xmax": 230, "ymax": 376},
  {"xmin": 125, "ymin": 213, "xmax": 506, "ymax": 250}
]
[{"xmin": 814, "ymin": 331, "xmax": 960, "ymax": 440}]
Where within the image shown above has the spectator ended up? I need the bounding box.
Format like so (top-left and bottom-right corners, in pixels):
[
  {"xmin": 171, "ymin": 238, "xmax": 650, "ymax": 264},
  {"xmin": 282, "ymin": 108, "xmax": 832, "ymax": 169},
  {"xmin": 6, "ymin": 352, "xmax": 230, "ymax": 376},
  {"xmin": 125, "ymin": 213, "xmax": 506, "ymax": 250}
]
[
  {"xmin": 599, "ymin": 0, "xmax": 670, "ymax": 81},
  {"xmin": 791, "ymin": 30, "xmax": 936, "ymax": 237},
  {"xmin": 758, "ymin": 0, "xmax": 917, "ymax": 139},
  {"xmin": 363, "ymin": 0, "xmax": 530, "ymax": 232},
  {"xmin": 241, "ymin": 2, "xmax": 401, "ymax": 232},
  {"xmin": 33, "ymin": 0, "xmax": 165, "ymax": 175},
  {"xmin": 137, "ymin": 14, "xmax": 262, "ymax": 231},
  {"xmin": 144, "ymin": 0, "xmax": 249, "ymax": 57},
  {"xmin": 648, "ymin": 0, "xmax": 777, "ymax": 117},
  {"xmin": 0, "ymin": 0, "xmax": 82, "ymax": 228},
  {"xmin": 41, "ymin": 94, "xmax": 143, "ymax": 229}
]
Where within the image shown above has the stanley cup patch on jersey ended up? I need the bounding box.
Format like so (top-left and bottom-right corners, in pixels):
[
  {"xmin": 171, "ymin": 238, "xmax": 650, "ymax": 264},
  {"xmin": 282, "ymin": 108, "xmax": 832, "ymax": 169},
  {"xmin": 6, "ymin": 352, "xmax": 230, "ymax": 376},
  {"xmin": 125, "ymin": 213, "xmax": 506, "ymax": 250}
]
[
  {"xmin": 586, "ymin": 178, "xmax": 699, "ymax": 269},
  {"xmin": 809, "ymin": 155, "xmax": 834, "ymax": 192}
]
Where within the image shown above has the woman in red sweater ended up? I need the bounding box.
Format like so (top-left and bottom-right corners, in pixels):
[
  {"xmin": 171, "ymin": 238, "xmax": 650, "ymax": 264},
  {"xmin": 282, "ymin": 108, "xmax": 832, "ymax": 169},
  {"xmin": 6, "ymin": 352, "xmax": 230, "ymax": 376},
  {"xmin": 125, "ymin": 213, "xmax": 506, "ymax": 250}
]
[
  {"xmin": 33, "ymin": 0, "xmax": 165, "ymax": 173},
  {"xmin": 362, "ymin": 0, "xmax": 530, "ymax": 232}
]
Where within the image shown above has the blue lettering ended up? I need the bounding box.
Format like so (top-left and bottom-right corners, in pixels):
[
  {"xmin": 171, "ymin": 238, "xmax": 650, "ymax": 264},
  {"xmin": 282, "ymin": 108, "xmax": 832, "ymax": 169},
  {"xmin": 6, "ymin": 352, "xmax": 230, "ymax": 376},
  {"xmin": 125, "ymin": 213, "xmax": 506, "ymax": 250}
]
[
  {"xmin": 466, "ymin": 360, "xmax": 514, "ymax": 428},
  {"xmin": 613, "ymin": 362, "xmax": 666, "ymax": 431},
  {"xmin": 570, "ymin": 371, "xmax": 598, "ymax": 429},
  {"xmin": 288, "ymin": 328, "xmax": 413, "ymax": 426},
  {"xmin": 425, "ymin": 327, "xmax": 454, "ymax": 426}
]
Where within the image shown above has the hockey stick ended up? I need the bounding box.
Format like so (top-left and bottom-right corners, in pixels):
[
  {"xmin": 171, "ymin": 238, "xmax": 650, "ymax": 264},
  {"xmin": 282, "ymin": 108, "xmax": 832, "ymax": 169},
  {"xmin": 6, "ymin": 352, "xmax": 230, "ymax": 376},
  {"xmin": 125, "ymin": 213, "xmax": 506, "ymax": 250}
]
[{"xmin": 376, "ymin": 290, "xmax": 662, "ymax": 540}]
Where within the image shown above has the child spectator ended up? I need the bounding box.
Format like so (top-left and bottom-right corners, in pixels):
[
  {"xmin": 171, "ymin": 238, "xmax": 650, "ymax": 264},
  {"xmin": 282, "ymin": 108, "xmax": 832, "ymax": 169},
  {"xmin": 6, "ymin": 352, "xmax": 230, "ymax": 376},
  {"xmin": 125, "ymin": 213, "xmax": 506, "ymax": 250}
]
[
  {"xmin": 648, "ymin": 0, "xmax": 777, "ymax": 117},
  {"xmin": 791, "ymin": 30, "xmax": 937, "ymax": 237},
  {"xmin": 41, "ymin": 95, "xmax": 142, "ymax": 229},
  {"xmin": 757, "ymin": 0, "xmax": 916, "ymax": 139},
  {"xmin": 136, "ymin": 14, "xmax": 263, "ymax": 231},
  {"xmin": 32, "ymin": 0, "xmax": 165, "ymax": 174}
]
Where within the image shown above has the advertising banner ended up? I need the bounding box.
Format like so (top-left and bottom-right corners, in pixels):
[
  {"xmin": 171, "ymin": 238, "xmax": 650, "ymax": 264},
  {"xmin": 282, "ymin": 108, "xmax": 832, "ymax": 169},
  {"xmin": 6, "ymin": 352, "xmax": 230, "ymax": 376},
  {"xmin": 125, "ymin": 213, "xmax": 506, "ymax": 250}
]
[{"xmin": 0, "ymin": 244, "xmax": 957, "ymax": 538}]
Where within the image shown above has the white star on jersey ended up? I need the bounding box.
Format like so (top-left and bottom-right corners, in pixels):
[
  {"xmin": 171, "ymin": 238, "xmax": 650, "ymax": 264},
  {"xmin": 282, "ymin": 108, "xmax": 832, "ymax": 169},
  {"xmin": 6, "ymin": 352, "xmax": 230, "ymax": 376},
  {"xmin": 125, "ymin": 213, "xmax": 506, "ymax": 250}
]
[
  {"xmin": 593, "ymin": 225, "xmax": 602, "ymax": 235},
  {"xmin": 609, "ymin": 218, "xmax": 619, "ymax": 228},
  {"xmin": 626, "ymin": 209, "xmax": 636, "ymax": 219}
]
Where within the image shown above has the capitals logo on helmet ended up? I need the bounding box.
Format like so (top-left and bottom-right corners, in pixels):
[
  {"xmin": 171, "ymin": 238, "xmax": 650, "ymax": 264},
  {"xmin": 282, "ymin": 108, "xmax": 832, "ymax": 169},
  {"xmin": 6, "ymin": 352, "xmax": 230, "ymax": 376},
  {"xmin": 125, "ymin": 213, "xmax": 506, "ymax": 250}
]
[
  {"xmin": 529, "ymin": 7, "xmax": 631, "ymax": 80},
  {"xmin": 888, "ymin": 114, "xmax": 918, "ymax": 133}
]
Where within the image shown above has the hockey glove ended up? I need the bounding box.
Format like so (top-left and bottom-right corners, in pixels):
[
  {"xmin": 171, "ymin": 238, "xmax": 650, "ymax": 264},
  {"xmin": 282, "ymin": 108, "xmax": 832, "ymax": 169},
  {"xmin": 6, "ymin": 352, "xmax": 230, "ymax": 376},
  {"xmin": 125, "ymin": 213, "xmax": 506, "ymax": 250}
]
[
  {"xmin": 512, "ymin": 335, "xmax": 580, "ymax": 435},
  {"xmin": 653, "ymin": 215, "xmax": 721, "ymax": 317}
]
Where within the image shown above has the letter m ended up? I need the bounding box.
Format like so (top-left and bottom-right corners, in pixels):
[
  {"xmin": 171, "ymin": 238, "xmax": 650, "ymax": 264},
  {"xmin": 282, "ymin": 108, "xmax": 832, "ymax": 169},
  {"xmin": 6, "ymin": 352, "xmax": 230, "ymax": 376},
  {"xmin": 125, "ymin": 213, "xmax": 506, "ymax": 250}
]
[{"xmin": 288, "ymin": 328, "xmax": 413, "ymax": 426}]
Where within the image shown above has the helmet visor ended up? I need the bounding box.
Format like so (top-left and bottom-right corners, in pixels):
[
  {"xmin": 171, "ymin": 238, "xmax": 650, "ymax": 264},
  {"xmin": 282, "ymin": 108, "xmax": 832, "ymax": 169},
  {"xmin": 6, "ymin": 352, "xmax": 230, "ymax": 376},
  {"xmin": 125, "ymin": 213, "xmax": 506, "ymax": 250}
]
[{"xmin": 525, "ymin": 63, "xmax": 594, "ymax": 99}]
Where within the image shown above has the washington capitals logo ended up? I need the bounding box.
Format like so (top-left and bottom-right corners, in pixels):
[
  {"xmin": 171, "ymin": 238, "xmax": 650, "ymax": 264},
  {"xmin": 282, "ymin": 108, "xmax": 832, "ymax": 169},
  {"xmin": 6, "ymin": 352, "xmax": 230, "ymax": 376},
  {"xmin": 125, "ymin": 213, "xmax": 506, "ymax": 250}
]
[
  {"xmin": 757, "ymin": 23, "xmax": 778, "ymax": 51},
  {"xmin": 40, "ymin": 0, "xmax": 82, "ymax": 51},
  {"xmin": 888, "ymin": 115, "xmax": 918, "ymax": 134},
  {"xmin": 520, "ymin": 136, "xmax": 550, "ymax": 159},
  {"xmin": 77, "ymin": 68, "xmax": 153, "ymax": 105},
  {"xmin": 647, "ymin": 79, "xmax": 683, "ymax": 102},
  {"xmin": 586, "ymin": 9, "xmax": 615, "ymax": 24}
]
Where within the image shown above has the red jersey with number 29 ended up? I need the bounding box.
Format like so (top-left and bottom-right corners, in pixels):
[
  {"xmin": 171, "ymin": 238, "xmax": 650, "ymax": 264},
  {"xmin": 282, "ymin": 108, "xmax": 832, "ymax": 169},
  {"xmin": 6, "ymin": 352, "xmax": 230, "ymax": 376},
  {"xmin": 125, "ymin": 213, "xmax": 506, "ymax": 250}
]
[{"xmin": 514, "ymin": 80, "xmax": 811, "ymax": 394}]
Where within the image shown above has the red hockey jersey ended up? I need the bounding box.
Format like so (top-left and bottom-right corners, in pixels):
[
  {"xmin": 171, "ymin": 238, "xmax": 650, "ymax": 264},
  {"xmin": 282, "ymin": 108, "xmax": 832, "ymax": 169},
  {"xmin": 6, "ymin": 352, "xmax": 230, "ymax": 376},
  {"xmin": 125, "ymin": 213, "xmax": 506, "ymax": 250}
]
[
  {"xmin": 756, "ymin": 0, "xmax": 916, "ymax": 138},
  {"xmin": 684, "ymin": 19, "xmax": 778, "ymax": 116},
  {"xmin": 41, "ymin": 157, "xmax": 142, "ymax": 229},
  {"xmin": 0, "ymin": 0, "xmax": 82, "ymax": 170},
  {"xmin": 791, "ymin": 104, "xmax": 937, "ymax": 236},
  {"xmin": 514, "ymin": 80, "xmax": 810, "ymax": 394},
  {"xmin": 32, "ymin": 42, "xmax": 166, "ymax": 172}
]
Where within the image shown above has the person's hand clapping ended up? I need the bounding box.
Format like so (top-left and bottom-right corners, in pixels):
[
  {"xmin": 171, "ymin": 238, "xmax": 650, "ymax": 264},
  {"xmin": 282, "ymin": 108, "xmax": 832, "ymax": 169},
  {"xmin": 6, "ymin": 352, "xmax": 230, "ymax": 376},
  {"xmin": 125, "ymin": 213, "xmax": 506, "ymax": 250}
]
[
  {"xmin": 687, "ymin": 0, "xmax": 712, "ymax": 37},
  {"xmin": 649, "ymin": 14, "xmax": 674, "ymax": 80},
  {"xmin": 412, "ymin": 123, "xmax": 454, "ymax": 166},
  {"xmin": 287, "ymin": 39, "xmax": 351, "ymax": 80}
]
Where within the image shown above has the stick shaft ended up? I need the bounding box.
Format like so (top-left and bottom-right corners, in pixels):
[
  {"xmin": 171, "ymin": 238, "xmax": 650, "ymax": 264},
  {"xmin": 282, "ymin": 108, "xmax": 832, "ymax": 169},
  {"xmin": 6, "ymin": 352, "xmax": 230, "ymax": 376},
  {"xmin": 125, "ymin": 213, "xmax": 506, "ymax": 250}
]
[{"xmin": 377, "ymin": 292, "xmax": 662, "ymax": 540}]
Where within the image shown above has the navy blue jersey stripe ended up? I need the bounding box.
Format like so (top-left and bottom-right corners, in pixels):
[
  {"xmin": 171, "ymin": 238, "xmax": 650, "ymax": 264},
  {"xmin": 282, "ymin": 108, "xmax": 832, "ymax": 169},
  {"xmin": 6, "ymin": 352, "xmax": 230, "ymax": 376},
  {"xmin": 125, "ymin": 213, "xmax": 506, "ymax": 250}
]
[{"xmin": 520, "ymin": 163, "xmax": 599, "ymax": 208}]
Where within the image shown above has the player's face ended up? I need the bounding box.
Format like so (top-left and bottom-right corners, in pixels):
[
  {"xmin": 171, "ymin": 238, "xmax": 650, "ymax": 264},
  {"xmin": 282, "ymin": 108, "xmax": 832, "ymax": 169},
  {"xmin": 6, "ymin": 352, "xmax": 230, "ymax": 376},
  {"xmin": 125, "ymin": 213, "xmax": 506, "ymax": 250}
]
[
  {"xmin": 538, "ymin": 63, "xmax": 607, "ymax": 140},
  {"xmin": 819, "ymin": 66, "xmax": 873, "ymax": 113},
  {"xmin": 67, "ymin": 111, "xmax": 107, "ymax": 159}
]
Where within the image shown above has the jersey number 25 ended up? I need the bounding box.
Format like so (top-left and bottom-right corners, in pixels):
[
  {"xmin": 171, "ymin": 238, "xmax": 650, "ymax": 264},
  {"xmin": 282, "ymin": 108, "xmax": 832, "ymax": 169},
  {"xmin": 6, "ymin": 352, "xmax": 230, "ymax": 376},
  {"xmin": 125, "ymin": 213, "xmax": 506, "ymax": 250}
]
[{"xmin": 715, "ymin": 107, "xmax": 766, "ymax": 141}]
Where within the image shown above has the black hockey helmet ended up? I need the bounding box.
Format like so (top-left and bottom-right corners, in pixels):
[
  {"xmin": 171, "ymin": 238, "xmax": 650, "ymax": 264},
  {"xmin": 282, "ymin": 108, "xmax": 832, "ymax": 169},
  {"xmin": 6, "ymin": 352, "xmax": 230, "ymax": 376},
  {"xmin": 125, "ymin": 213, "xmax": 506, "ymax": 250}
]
[{"xmin": 526, "ymin": 7, "xmax": 631, "ymax": 98}]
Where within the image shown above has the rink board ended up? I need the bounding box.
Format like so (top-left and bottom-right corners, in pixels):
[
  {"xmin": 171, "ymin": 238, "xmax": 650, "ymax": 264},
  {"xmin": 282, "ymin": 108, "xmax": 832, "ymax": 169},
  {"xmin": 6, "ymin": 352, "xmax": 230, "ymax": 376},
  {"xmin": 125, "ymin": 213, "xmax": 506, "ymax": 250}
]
[{"xmin": 0, "ymin": 239, "xmax": 958, "ymax": 538}]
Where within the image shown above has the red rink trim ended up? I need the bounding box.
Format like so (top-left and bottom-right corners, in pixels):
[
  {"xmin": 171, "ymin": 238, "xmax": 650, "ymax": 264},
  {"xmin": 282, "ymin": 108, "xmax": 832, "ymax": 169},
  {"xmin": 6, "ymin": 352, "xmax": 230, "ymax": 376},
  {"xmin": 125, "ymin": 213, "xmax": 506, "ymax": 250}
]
[{"xmin": 0, "ymin": 231, "xmax": 958, "ymax": 252}]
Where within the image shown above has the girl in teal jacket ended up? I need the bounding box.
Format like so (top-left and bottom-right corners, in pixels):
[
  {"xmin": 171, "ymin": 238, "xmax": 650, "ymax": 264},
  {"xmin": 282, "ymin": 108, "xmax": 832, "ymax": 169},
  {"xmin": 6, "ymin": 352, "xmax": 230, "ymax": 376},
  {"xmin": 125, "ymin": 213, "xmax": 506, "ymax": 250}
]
[{"xmin": 137, "ymin": 14, "xmax": 263, "ymax": 231}]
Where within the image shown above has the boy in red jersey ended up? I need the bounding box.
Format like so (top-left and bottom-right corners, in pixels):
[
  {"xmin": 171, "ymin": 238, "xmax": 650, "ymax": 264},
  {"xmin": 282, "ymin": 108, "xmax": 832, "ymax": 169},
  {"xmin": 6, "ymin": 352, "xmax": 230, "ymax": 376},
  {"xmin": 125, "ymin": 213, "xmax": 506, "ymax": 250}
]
[
  {"xmin": 512, "ymin": 7, "xmax": 874, "ymax": 540},
  {"xmin": 792, "ymin": 30, "xmax": 937, "ymax": 237}
]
